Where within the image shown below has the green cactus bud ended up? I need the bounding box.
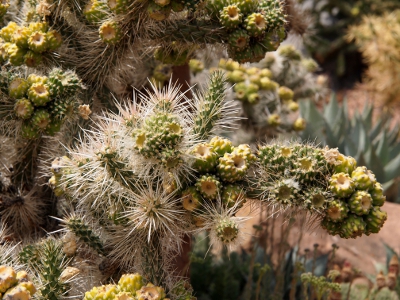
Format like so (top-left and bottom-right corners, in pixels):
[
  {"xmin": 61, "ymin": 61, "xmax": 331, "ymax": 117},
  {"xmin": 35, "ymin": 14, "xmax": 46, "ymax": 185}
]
[
  {"xmin": 99, "ymin": 21, "xmax": 122, "ymax": 44},
  {"xmin": 340, "ymin": 214, "xmax": 366, "ymax": 239},
  {"xmin": 228, "ymin": 29, "xmax": 249, "ymax": 51},
  {"xmin": 28, "ymin": 31, "xmax": 48, "ymax": 53},
  {"xmin": 209, "ymin": 136, "xmax": 233, "ymax": 157},
  {"xmin": 21, "ymin": 120, "xmax": 40, "ymax": 139},
  {"xmin": 48, "ymin": 68, "xmax": 81, "ymax": 97},
  {"xmin": 326, "ymin": 200, "xmax": 349, "ymax": 222},
  {"xmin": 270, "ymin": 179, "xmax": 299, "ymax": 206},
  {"xmin": 348, "ymin": 190, "xmax": 372, "ymax": 215},
  {"xmin": 118, "ymin": 273, "xmax": 144, "ymax": 293},
  {"xmin": 333, "ymin": 154, "xmax": 357, "ymax": 174},
  {"xmin": 181, "ymin": 186, "xmax": 202, "ymax": 211},
  {"xmin": 244, "ymin": 13, "xmax": 266, "ymax": 37},
  {"xmin": 369, "ymin": 182, "xmax": 386, "ymax": 207},
  {"xmin": 364, "ymin": 206, "xmax": 387, "ymax": 234},
  {"xmin": 321, "ymin": 217, "xmax": 342, "ymax": 236},
  {"xmin": 259, "ymin": 77, "xmax": 278, "ymax": 90},
  {"xmin": 190, "ymin": 143, "xmax": 219, "ymax": 173},
  {"xmin": 267, "ymin": 113, "xmax": 280, "ymax": 126},
  {"xmin": 12, "ymin": 26, "xmax": 30, "ymax": 48},
  {"xmin": 136, "ymin": 284, "xmax": 166, "ymax": 300},
  {"xmin": 0, "ymin": 21, "xmax": 18, "ymax": 42},
  {"xmin": 215, "ymin": 217, "xmax": 239, "ymax": 243},
  {"xmin": 31, "ymin": 109, "xmax": 51, "ymax": 130},
  {"xmin": 219, "ymin": 5, "xmax": 242, "ymax": 29},
  {"xmin": 0, "ymin": 266, "xmax": 17, "ymax": 293},
  {"xmin": 217, "ymin": 151, "xmax": 248, "ymax": 182},
  {"xmin": 14, "ymin": 98, "xmax": 34, "ymax": 119},
  {"xmin": 235, "ymin": 0, "xmax": 257, "ymax": 15},
  {"xmin": 293, "ymin": 156, "xmax": 317, "ymax": 182},
  {"xmin": 28, "ymin": 82, "xmax": 51, "ymax": 106},
  {"xmin": 46, "ymin": 30, "xmax": 63, "ymax": 50},
  {"xmin": 7, "ymin": 43, "xmax": 27, "ymax": 66},
  {"xmin": 293, "ymin": 118, "xmax": 306, "ymax": 131},
  {"xmin": 0, "ymin": 0, "xmax": 9, "ymax": 18},
  {"xmin": 147, "ymin": 2, "xmax": 171, "ymax": 21},
  {"xmin": 83, "ymin": 0, "xmax": 108, "ymax": 23},
  {"xmin": 189, "ymin": 59, "xmax": 204, "ymax": 75},
  {"xmin": 245, "ymin": 83, "xmax": 259, "ymax": 96},
  {"xmin": 227, "ymin": 69, "xmax": 246, "ymax": 83},
  {"xmin": 303, "ymin": 187, "xmax": 328, "ymax": 210},
  {"xmin": 278, "ymin": 86, "xmax": 294, "ymax": 101},
  {"xmin": 329, "ymin": 173, "xmax": 355, "ymax": 198},
  {"xmin": 28, "ymin": 22, "xmax": 48, "ymax": 33},
  {"xmin": 84, "ymin": 284, "xmax": 119, "ymax": 300},
  {"xmin": 351, "ymin": 166, "xmax": 376, "ymax": 191},
  {"xmin": 24, "ymin": 50, "xmax": 42, "ymax": 67},
  {"xmin": 221, "ymin": 184, "xmax": 245, "ymax": 208},
  {"xmin": 8, "ymin": 77, "xmax": 29, "ymax": 99},
  {"xmin": 246, "ymin": 67, "xmax": 259, "ymax": 75},
  {"xmin": 196, "ymin": 174, "xmax": 221, "ymax": 200},
  {"xmin": 287, "ymin": 100, "xmax": 299, "ymax": 111},
  {"xmin": 159, "ymin": 148, "xmax": 183, "ymax": 170}
]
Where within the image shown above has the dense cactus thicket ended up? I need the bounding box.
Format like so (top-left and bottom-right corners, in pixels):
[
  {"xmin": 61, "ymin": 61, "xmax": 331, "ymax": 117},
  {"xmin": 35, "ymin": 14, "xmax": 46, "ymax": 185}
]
[{"xmin": 0, "ymin": 0, "xmax": 391, "ymax": 298}]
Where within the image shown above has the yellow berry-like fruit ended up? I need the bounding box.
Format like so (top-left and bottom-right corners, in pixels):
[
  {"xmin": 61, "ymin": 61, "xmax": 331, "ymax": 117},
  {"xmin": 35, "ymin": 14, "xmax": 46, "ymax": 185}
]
[{"xmin": 0, "ymin": 266, "xmax": 17, "ymax": 293}]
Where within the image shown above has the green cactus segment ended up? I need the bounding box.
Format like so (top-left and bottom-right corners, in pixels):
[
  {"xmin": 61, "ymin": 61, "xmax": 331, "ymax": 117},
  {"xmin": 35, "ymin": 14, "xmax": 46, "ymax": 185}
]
[
  {"xmin": 303, "ymin": 187, "xmax": 328, "ymax": 210},
  {"xmin": 293, "ymin": 156, "xmax": 318, "ymax": 182},
  {"xmin": 147, "ymin": 2, "xmax": 171, "ymax": 21},
  {"xmin": 364, "ymin": 206, "xmax": 387, "ymax": 234},
  {"xmin": 181, "ymin": 187, "xmax": 202, "ymax": 211},
  {"xmin": 99, "ymin": 21, "xmax": 122, "ymax": 44},
  {"xmin": 258, "ymin": 0, "xmax": 286, "ymax": 31},
  {"xmin": 190, "ymin": 143, "xmax": 219, "ymax": 173},
  {"xmin": 107, "ymin": 0, "xmax": 133, "ymax": 14},
  {"xmin": 24, "ymin": 51, "xmax": 43, "ymax": 67},
  {"xmin": 340, "ymin": 214, "xmax": 366, "ymax": 239},
  {"xmin": 136, "ymin": 284, "xmax": 166, "ymax": 300},
  {"xmin": 84, "ymin": 284, "xmax": 119, "ymax": 300},
  {"xmin": 329, "ymin": 173, "xmax": 355, "ymax": 198},
  {"xmin": 196, "ymin": 174, "xmax": 221, "ymax": 200},
  {"xmin": 333, "ymin": 154, "xmax": 357, "ymax": 174},
  {"xmin": 235, "ymin": 0, "xmax": 258, "ymax": 15},
  {"xmin": 244, "ymin": 13, "xmax": 266, "ymax": 36},
  {"xmin": 326, "ymin": 200, "xmax": 348, "ymax": 222},
  {"xmin": 193, "ymin": 71, "xmax": 227, "ymax": 140},
  {"xmin": 228, "ymin": 29, "xmax": 249, "ymax": 51},
  {"xmin": 83, "ymin": 0, "xmax": 109, "ymax": 23},
  {"xmin": 219, "ymin": 5, "xmax": 242, "ymax": 29},
  {"xmin": 221, "ymin": 184, "xmax": 245, "ymax": 208},
  {"xmin": 48, "ymin": 68, "xmax": 81, "ymax": 97},
  {"xmin": 12, "ymin": 27, "xmax": 30, "ymax": 48},
  {"xmin": 66, "ymin": 217, "xmax": 105, "ymax": 255},
  {"xmin": 21, "ymin": 121, "xmax": 40, "ymax": 139},
  {"xmin": 209, "ymin": 136, "xmax": 233, "ymax": 157},
  {"xmin": 31, "ymin": 109, "xmax": 51, "ymax": 129},
  {"xmin": 321, "ymin": 217, "xmax": 342, "ymax": 236},
  {"xmin": 351, "ymin": 166, "xmax": 377, "ymax": 191},
  {"xmin": 27, "ymin": 31, "xmax": 48, "ymax": 53},
  {"xmin": 14, "ymin": 98, "xmax": 34, "ymax": 119},
  {"xmin": 369, "ymin": 182, "xmax": 386, "ymax": 207},
  {"xmin": 118, "ymin": 273, "xmax": 144, "ymax": 293},
  {"xmin": 7, "ymin": 43, "xmax": 26, "ymax": 66},
  {"xmin": 348, "ymin": 190, "xmax": 373, "ymax": 215},
  {"xmin": 19, "ymin": 245, "xmax": 39, "ymax": 268},
  {"xmin": 8, "ymin": 78, "xmax": 29, "ymax": 99},
  {"xmin": 215, "ymin": 218, "xmax": 239, "ymax": 243},
  {"xmin": 217, "ymin": 151, "xmax": 248, "ymax": 182},
  {"xmin": 28, "ymin": 82, "xmax": 51, "ymax": 106},
  {"xmin": 46, "ymin": 30, "xmax": 63, "ymax": 51}
]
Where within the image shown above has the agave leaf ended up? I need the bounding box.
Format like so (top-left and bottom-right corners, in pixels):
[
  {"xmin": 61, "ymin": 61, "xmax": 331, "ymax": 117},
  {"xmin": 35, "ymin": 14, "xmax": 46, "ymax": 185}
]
[
  {"xmin": 382, "ymin": 179, "xmax": 395, "ymax": 193},
  {"xmin": 299, "ymin": 100, "xmax": 326, "ymax": 143},
  {"xmin": 389, "ymin": 142, "xmax": 400, "ymax": 161},
  {"xmin": 357, "ymin": 119, "xmax": 371, "ymax": 155},
  {"xmin": 356, "ymin": 152, "xmax": 367, "ymax": 168},
  {"xmin": 344, "ymin": 137, "xmax": 358, "ymax": 157},
  {"xmin": 384, "ymin": 151, "xmax": 400, "ymax": 181},
  {"xmin": 384, "ymin": 243, "xmax": 398, "ymax": 270},
  {"xmin": 375, "ymin": 131, "xmax": 389, "ymax": 165},
  {"xmin": 361, "ymin": 104, "xmax": 373, "ymax": 131},
  {"xmin": 364, "ymin": 146, "xmax": 385, "ymax": 182},
  {"xmin": 323, "ymin": 94, "xmax": 340, "ymax": 126},
  {"xmin": 370, "ymin": 117, "xmax": 387, "ymax": 141},
  {"xmin": 332, "ymin": 107, "xmax": 347, "ymax": 139},
  {"xmin": 387, "ymin": 124, "xmax": 400, "ymax": 146},
  {"xmin": 373, "ymin": 262, "xmax": 387, "ymax": 276}
]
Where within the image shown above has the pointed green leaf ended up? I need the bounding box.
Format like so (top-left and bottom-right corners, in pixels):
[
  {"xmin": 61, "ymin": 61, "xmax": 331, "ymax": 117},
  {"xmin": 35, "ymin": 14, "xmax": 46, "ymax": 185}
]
[
  {"xmin": 375, "ymin": 131, "xmax": 389, "ymax": 165},
  {"xmin": 344, "ymin": 138, "xmax": 358, "ymax": 157},
  {"xmin": 361, "ymin": 104, "xmax": 373, "ymax": 131},
  {"xmin": 370, "ymin": 117, "xmax": 387, "ymax": 141},
  {"xmin": 365, "ymin": 146, "xmax": 385, "ymax": 182},
  {"xmin": 323, "ymin": 94, "xmax": 340, "ymax": 126},
  {"xmin": 384, "ymin": 151, "xmax": 400, "ymax": 180}
]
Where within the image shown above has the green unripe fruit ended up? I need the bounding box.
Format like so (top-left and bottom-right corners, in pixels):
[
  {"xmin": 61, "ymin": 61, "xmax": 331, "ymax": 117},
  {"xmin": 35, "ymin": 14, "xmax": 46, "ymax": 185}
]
[
  {"xmin": 189, "ymin": 59, "xmax": 204, "ymax": 75},
  {"xmin": 259, "ymin": 77, "xmax": 278, "ymax": 90},
  {"xmin": 147, "ymin": 2, "xmax": 171, "ymax": 21},
  {"xmin": 321, "ymin": 217, "xmax": 342, "ymax": 236},
  {"xmin": 0, "ymin": 21, "xmax": 18, "ymax": 42},
  {"xmin": 14, "ymin": 98, "xmax": 34, "ymax": 119},
  {"xmin": 181, "ymin": 187, "xmax": 202, "ymax": 211},
  {"xmin": 223, "ymin": 59, "xmax": 240, "ymax": 71},
  {"xmin": 249, "ymin": 74, "xmax": 261, "ymax": 86},
  {"xmin": 329, "ymin": 173, "xmax": 355, "ymax": 198},
  {"xmin": 267, "ymin": 113, "xmax": 280, "ymax": 126},
  {"xmin": 196, "ymin": 174, "xmax": 221, "ymax": 200},
  {"xmin": 7, "ymin": 43, "xmax": 27, "ymax": 66},
  {"xmin": 228, "ymin": 29, "xmax": 249, "ymax": 51},
  {"xmin": 45, "ymin": 119, "xmax": 63, "ymax": 135},
  {"xmin": 28, "ymin": 82, "xmax": 51, "ymax": 106},
  {"xmin": 108, "ymin": 0, "xmax": 133, "ymax": 13},
  {"xmin": 278, "ymin": 86, "xmax": 294, "ymax": 101},
  {"xmin": 227, "ymin": 69, "xmax": 246, "ymax": 83},
  {"xmin": 293, "ymin": 118, "xmax": 306, "ymax": 131},
  {"xmin": 364, "ymin": 206, "xmax": 387, "ymax": 234},
  {"xmin": 118, "ymin": 273, "xmax": 144, "ymax": 293},
  {"xmin": 245, "ymin": 83, "xmax": 259, "ymax": 95},
  {"xmin": 24, "ymin": 50, "xmax": 42, "ymax": 67},
  {"xmin": 21, "ymin": 121, "xmax": 40, "ymax": 139},
  {"xmin": 222, "ymin": 184, "xmax": 245, "ymax": 208},
  {"xmin": 215, "ymin": 217, "xmax": 239, "ymax": 243},
  {"xmin": 99, "ymin": 21, "xmax": 121, "ymax": 44},
  {"xmin": 8, "ymin": 77, "xmax": 29, "ymax": 98},
  {"xmin": 83, "ymin": 0, "xmax": 108, "ymax": 23},
  {"xmin": 217, "ymin": 151, "xmax": 248, "ymax": 182},
  {"xmin": 340, "ymin": 214, "xmax": 366, "ymax": 239},
  {"xmin": 235, "ymin": 88, "xmax": 247, "ymax": 101},
  {"xmin": 12, "ymin": 26, "xmax": 30, "ymax": 48},
  {"xmin": 259, "ymin": 68, "xmax": 272, "ymax": 78},
  {"xmin": 46, "ymin": 30, "xmax": 63, "ymax": 50},
  {"xmin": 190, "ymin": 143, "xmax": 218, "ymax": 173},
  {"xmin": 28, "ymin": 31, "xmax": 48, "ymax": 53},
  {"xmin": 287, "ymin": 100, "xmax": 299, "ymax": 111},
  {"xmin": 234, "ymin": 0, "xmax": 257, "ymax": 15},
  {"xmin": 351, "ymin": 166, "xmax": 376, "ymax": 191},
  {"xmin": 333, "ymin": 154, "xmax": 357, "ymax": 175},
  {"xmin": 247, "ymin": 92, "xmax": 259, "ymax": 104},
  {"xmin": 31, "ymin": 109, "xmax": 51, "ymax": 130},
  {"xmin": 278, "ymin": 45, "xmax": 301, "ymax": 61},
  {"xmin": 48, "ymin": 68, "xmax": 81, "ymax": 97},
  {"xmin": 219, "ymin": 5, "xmax": 242, "ymax": 29},
  {"xmin": 348, "ymin": 190, "xmax": 372, "ymax": 215},
  {"xmin": 209, "ymin": 136, "xmax": 233, "ymax": 157},
  {"xmin": 326, "ymin": 200, "xmax": 348, "ymax": 222},
  {"xmin": 369, "ymin": 182, "xmax": 386, "ymax": 207},
  {"xmin": 245, "ymin": 13, "xmax": 266, "ymax": 37}
]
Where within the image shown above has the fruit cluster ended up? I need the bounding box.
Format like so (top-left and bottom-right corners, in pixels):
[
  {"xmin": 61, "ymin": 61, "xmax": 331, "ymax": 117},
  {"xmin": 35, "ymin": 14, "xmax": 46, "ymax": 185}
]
[
  {"xmin": 84, "ymin": 273, "xmax": 168, "ymax": 300},
  {"xmin": 0, "ymin": 266, "xmax": 36, "ymax": 299},
  {"xmin": 0, "ymin": 22, "xmax": 62, "ymax": 67},
  {"xmin": 208, "ymin": 0, "xmax": 286, "ymax": 63},
  {"xmin": 182, "ymin": 136, "xmax": 256, "ymax": 228},
  {"xmin": 0, "ymin": 0, "xmax": 9, "ymax": 20},
  {"xmin": 4, "ymin": 68, "xmax": 81, "ymax": 139},
  {"xmin": 322, "ymin": 155, "xmax": 387, "ymax": 238}
]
